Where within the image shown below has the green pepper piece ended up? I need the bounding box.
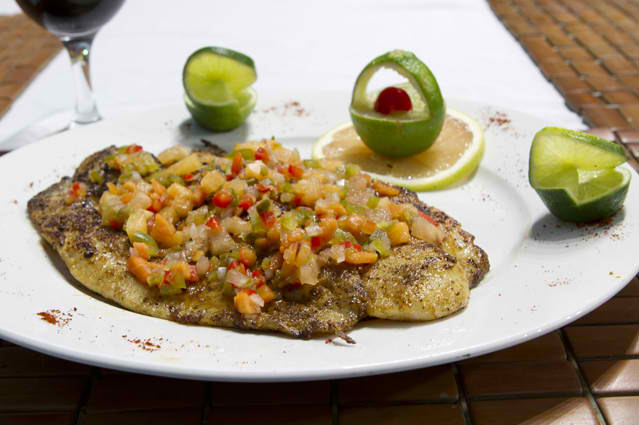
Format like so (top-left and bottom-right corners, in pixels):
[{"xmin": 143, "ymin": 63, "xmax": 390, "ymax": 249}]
[
  {"xmin": 345, "ymin": 163, "xmax": 361, "ymax": 178},
  {"xmin": 226, "ymin": 149, "xmax": 255, "ymax": 160},
  {"xmin": 367, "ymin": 196, "xmax": 380, "ymax": 209},
  {"xmin": 367, "ymin": 229, "xmax": 391, "ymax": 257},
  {"xmin": 89, "ymin": 168, "xmax": 105, "ymax": 184},
  {"xmin": 132, "ymin": 232, "xmax": 160, "ymax": 257},
  {"xmin": 281, "ymin": 211, "xmax": 299, "ymax": 231},
  {"xmin": 256, "ymin": 199, "xmax": 271, "ymax": 214}
]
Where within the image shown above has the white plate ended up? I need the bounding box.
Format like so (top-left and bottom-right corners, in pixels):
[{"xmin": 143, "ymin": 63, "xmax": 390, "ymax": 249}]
[{"xmin": 0, "ymin": 91, "xmax": 637, "ymax": 382}]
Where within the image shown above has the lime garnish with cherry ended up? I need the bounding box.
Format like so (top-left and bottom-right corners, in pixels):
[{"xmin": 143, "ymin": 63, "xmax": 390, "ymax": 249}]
[
  {"xmin": 349, "ymin": 49, "xmax": 445, "ymax": 157},
  {"xmin": 529, "ymin": 127, "xmax": 631, "ymax": 222},
  {"xmin": 183, "ymin": 46, "xmax": 257, "ymax": 131},
  {"xmin": 314, "ymin": 108, "xmax": 484, "ymax": 191}
]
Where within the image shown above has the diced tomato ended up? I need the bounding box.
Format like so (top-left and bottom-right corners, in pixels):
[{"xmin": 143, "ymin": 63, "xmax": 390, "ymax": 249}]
[
  {"xmin": 212, "ymin": 189, "xmax": 233, "ymax": 208},
  {"xmin": 205, "ymin": 216, "xmax": 221, "ymax": 232},
  {"xmin": 238, "ymin": 194, "xmax": 254, "ymax": 210},
  {"xmin": 227, "ymin": 260, "xmax": 246, "ymax": 274},
  {"xmin": 231, "ymin": 152, "xmax": 243, "ymax": 175},
  {"xmin": 419, "ymin": 211, "xmax": 439, "ymax": 226},
  {"xmin": 260, "ymin": 211, "xmax": 276, "ymax": 227},
  {"xmin": 125, "ymin": 144, "xmax": 143, "ymax": 154},
  {"xmin": 256, "ymin": 183, "xmax": 271, "ymax": 193},
  {"xmin": 188, "ymin": 265, "xmax": 199, "ymax": 282},
  {"xmin": 342, "ymin": 241, "xmax": 362, "ymax": 251},
  {"xmin": 311, "ymin": 236, "xmax": 322, "ymax": 250},
  {"xmin": 254, "ymin": 147, "xmax": 269, "ymax": 163},
  {"xmin": 288, "ymin": 164, "xmax": 304, "ymax": 179}
]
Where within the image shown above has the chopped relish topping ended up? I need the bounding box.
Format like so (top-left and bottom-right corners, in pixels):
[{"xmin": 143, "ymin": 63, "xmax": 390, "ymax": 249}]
[{"xmin": 95, "ymin": 140, "xmax": 445, "ymax": 315}]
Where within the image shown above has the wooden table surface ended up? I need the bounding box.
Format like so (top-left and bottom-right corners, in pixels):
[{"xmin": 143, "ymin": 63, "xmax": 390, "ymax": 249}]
[{"xmin": 1, "ymin": 1, "xmax": 638, "ymax": 423}]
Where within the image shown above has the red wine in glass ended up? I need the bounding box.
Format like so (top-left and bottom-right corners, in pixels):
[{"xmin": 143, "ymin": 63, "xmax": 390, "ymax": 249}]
[{"xmin": 16, "ymin": 0, "xmax": 125, "ymax": 126}]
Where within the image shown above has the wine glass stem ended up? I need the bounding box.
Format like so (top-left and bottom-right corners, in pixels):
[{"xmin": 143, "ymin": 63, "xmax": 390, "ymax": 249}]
[{"xmin": 62, "ymin": 37, "xmax": 101, "ymax": 126}]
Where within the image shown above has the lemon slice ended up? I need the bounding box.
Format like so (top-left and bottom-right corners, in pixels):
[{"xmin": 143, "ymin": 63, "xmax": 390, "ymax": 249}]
[
  {"xmin": 313, "ymin": 108, "xmax": 484, "ymax": 191},
  {"xmin": 529, "ymin": 127, "xmax": 631, "ymax": 222}
]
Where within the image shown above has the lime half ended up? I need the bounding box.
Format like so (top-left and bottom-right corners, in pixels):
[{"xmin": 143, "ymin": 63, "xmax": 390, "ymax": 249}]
[
  {"xmin": 314, "ymin": 108, "xmax": 484, "ymax": 191},
  {"xmin": 529, "ymin": 127, "xmax": 631, "ymax": 222},
  {"xmin": 349, "ymin": 49, "xmax": 445, "ymax": 157},
  {"xmin": 183, "ymin": 46, "xmax": 257, "ymax": 131}
]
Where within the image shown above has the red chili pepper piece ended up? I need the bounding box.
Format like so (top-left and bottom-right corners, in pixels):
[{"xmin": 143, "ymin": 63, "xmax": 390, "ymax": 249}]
[
  {"xmin": 287, "ymin": 282, "xmax": 302, "ymax": 291},
  {"xmin": 254, "ymin": 147, "xmax": 269, "ymax": 163},
  {"xmin": 108, "ymin": 220, "xmax": 122, "ymax": 229},
  {"xmin": 288, "ymin": 164, "xmax": 304, "ymax": 179},
  {"xmin": 292, "ymin": 195, "xmax": 302, "ymax": 206},
  {"xmin": 311, "ymin": 236, "xmax": 322, "ymax": 250},
  {"xmin": 205, "ymin": 216, "xmax": 221, "ymax": 232},
  {"xmin": 251, "ymin": 269, "xmax": 263, "ymax": 279},
  {"xmin": 239, "ymin": 195, "xmax": 254, "ymax": 210},
  {"xmin": 125, "ymin": 144, "xmax": 143, "ymax": 154},
  {"xmin": 419, "ymin": 211, "xmax": 439, "ymax": 226},
  {"xmin": 343, "ymin": 241, "xmax": 352, "ymax": 249},
  {"xmin": 184, "ymin": 173, "xmax": 194, "ymax": 181},
  {"xmin": 212, "ymin": 189, "xmax": 233, "ymax": 208},
  {"xmin": 260, "ymin": 211, "xmax": 276, "ymax": 227},
  {"xmin": 256, "ymin": 183, "xmax": 271, "ymax": 193},
  {"xmin": 231, "ymin": 152, "xmax": 243, "ymax": 175},
  {"xmin": 374, "ymin": 86, "xmax": 412, "ymax": 115}
]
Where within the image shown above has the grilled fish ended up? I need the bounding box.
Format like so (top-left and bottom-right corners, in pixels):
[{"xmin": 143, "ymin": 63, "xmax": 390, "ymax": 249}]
[{"xmin": 28, "ymin": 145, "xmax": 489, "ymax": 339}]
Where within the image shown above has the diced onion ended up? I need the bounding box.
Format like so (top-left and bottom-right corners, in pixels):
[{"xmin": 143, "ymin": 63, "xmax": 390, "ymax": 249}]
[
  {"xmin": 226, "ymin": 269, "xmax": 249, "ymax": 287},
  {"xmin": 410, "ymin": 216, "xmax": 443, "ymax": 244},
  {"xmin": 196, "ymin": 256, "xmax": 210, "ymax": 276},
  {"xmin": 217, "ymin": 267, "xmax": 227, "ymax": 280},
  {"xmin": 249, "ymin": 293, "xmax": 265, "ymax": 307},
  {"xmin": 305, "ymin": 224, "xmax": 322, "ymax": 237}
]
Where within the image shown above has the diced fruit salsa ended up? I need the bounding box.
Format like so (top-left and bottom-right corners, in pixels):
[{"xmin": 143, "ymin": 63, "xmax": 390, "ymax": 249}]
[{"xmin": 79, "ymin": 140, "xmax": 444, "ymax": 315}]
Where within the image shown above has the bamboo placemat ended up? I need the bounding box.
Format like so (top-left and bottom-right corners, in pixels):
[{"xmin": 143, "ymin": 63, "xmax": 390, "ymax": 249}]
[
  {"xmin": 0, "ymin": 13, "xmax": 62, "ymax": 119},
  {"xmin": 0, "ymin": 2, "xmax": 638, "ymax": 424}
]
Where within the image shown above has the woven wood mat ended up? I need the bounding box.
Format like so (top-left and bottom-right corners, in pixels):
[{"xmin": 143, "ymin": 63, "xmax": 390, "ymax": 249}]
[
  {"xmin": 0, "ymin": 13, "xmax": 62, "ymax": 119},
  {"xmin": 0, "ymin": 3, "xmax": 638, "ymax": 425}
]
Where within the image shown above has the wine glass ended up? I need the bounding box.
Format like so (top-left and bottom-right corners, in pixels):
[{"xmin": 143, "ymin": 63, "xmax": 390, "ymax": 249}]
[{"xmin": 15, "ymin": 0, "xmax": 125, "ymax": 128}]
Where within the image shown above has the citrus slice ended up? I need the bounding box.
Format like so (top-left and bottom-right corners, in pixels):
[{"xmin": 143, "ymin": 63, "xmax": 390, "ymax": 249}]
[
  {"xmin": 529, "ymin": 127, "xmax": 631, "ymax": 222},
  {"xmin": 349, "ymin": 49, "xmax": 445, "ymax": 157},
  {"xmin": 183, "ymin": 46, "xmax": 257, "ymax": 131},
  {"xmin": 313, "ymin": 108, "xmax": 484, "ymax": 191}
]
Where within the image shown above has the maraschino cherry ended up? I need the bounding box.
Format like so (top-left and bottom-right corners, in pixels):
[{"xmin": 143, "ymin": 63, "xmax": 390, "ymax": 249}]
[{"xmin": 374, "ymin": 86, "xmax": 412, "ymax": 115}]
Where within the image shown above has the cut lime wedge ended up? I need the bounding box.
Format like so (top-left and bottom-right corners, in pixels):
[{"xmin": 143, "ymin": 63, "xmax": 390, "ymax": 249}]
[
  {"xmin": 349, "ymin": 50, "xmax": 445, "ymax": 157},
  {"xmin": 529, "ymin": 127, "xmax": 631, "ymax": 222},
  {"xmin": 183, "ymin": 46, "xmax": 257, "ymax": 131}
]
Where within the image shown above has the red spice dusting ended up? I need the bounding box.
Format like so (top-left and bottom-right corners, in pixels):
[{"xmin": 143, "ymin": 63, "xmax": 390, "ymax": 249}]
[
  {"xmin": 487, "ymin": 111, "xmax": 511, "ymax": 128},
  {"xmin": 37, "ymin": 309, "xmax": 73, "ymax": 327},
  {"xmin": 123, "ymin": 335, "xmax": 162, "ymax": 352}
]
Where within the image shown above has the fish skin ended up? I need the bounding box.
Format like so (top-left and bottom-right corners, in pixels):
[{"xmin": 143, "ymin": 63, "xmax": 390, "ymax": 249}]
[{"xmin": 28, "ymin": 146, "xmax": 489, "ymax": 339}]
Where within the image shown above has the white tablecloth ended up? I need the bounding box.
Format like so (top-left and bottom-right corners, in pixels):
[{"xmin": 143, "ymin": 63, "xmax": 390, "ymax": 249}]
[{"xmin": 0, "ymin": 0, "xmax": 585, "ymax": 148}]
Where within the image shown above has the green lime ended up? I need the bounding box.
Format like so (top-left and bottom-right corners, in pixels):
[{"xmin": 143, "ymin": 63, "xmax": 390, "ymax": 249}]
[
  {"xmin": 183, "ymin": 46, "xmax": 257, "ymax": 131},
  {"xmin": 349, "ymin": 49, "xmax": 445, "ymax": 157},
  {"xmin": 529, "ymin": 127, "xmax": 631, "ymax": 222},
  {"xmin": 313, "ymin": 108, "xmax": 484, "ymax": 191}
]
